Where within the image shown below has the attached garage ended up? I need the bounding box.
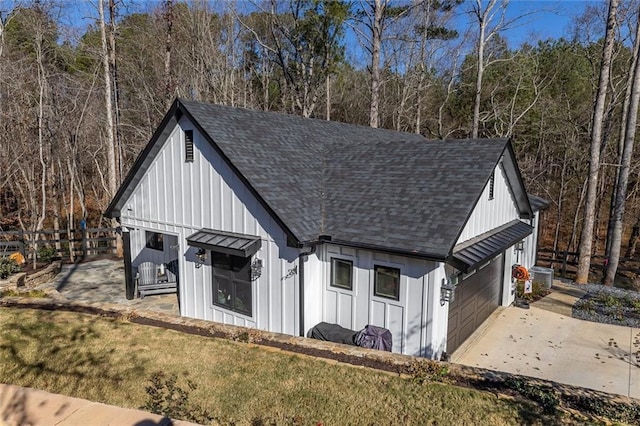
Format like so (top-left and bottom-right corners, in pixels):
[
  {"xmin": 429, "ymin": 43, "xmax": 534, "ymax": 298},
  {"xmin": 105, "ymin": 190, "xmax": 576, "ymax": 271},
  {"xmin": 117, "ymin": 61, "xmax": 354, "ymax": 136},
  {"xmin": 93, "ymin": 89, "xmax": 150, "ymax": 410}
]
[{"xmin": 447, "ymin": 254, "xmax": 504, "ymax": 354}]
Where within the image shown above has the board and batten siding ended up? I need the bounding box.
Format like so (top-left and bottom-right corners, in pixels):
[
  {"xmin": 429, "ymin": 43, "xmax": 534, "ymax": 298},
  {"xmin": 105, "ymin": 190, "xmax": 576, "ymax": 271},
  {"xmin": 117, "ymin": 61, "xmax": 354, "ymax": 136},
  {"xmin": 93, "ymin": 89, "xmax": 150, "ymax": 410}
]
[
  {"xmin": 456, "ymin": 161, "xmax": 520, "ymax": 245},
  {"xmin": 119, "ymin": 118, "xmax": 300, "ymax": 335},
  {"xmin": 317, "ymin": 244, "xmax": 441, "ymax": 357}
]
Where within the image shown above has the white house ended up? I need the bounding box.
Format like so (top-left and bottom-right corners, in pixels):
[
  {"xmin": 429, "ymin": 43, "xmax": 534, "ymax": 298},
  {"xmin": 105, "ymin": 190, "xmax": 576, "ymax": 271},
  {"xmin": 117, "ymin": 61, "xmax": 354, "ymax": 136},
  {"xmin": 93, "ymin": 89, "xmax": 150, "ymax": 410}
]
[{"xmin": 105, "ymin": 99, "xmax": 547, "ymax": 359}]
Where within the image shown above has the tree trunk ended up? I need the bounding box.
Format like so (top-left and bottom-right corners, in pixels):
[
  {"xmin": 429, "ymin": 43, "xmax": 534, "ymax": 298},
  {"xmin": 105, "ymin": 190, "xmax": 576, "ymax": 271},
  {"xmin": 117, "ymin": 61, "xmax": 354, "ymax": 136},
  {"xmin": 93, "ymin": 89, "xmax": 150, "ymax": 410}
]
[
  {"xmin": 99, "ymin": 0, "xmax": 122, "ymax": 256},
  {"xmin": 34, "ymin": 30, "xmax": 48, "ymax": 270},
  {"xmin": 108, "ymin": 0, "xmax": 123, "ymax": 181},
  {"xmin": 164, "ymin": 0, "xmax": 174, "ymax": 108},
  {"xmin": 575, "ymin": 0, "xmax": 618, "ymax": 284},
  {"xmin": 472, "ymin": 0, "xmax": 491, "ymax": 139},
  {"xmin": 603, "ymin": 8, "xmax": 640, "ymax": 287},
  {"xmin": 471, "ymin": 0, "xmax": 500, "ymax": 139},
  {"xmin": 369, "ymin": 0, "xmax": 384, "ymax": 128}
]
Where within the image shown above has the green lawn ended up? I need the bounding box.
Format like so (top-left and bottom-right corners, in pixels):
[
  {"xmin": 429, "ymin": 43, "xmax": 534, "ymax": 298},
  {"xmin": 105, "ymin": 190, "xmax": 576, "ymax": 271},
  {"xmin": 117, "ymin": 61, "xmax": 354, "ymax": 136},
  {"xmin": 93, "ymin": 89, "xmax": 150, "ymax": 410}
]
[{"xmin": 0, "ymin": 307, "xmax": 584, "ymax": 425}]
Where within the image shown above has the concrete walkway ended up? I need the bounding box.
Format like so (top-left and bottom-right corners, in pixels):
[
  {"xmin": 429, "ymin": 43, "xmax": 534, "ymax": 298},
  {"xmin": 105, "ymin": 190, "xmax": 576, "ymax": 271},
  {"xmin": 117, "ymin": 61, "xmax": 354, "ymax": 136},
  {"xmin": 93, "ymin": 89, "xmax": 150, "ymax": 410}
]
[
  {"xmin": 452, "ymin": 280, "xmax": 640, "ymax": 398},
  {"xmin": 0, "ymin": 383, "xmax": 198, "ymax": 426}
]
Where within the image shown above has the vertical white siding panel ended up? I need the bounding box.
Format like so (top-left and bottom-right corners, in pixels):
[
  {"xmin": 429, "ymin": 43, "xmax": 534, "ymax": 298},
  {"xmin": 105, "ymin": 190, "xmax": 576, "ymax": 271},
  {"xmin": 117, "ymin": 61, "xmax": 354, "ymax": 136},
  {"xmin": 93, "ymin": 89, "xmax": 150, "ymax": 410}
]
[
  {"xmin": 371, "ymin": 301, "xmax": 386, "ymax": 326},
  {"xmin": 191, "ymin": 151, "xmax": 201, "ymax": 228},
  {"xmin": 457, "ymin": 163, "xmax": 520, "ymax": 244},
  {"xmin": 405, "ymin": 271, "xmax": 425, "ymax": 357},
  {"xmin": 166, "ymin": 133, "xmax": 175, "ymax": 223},
  {"xmin": 325, "ymin": 291, "xmax": 337, "ymax": 323},
  {"xmin": 353, "ymin": 260, "xmax": 369, "ymax": 329},
  {"xmin": 338, "ymin": 293, "xmax": 352, "ymax": 329},
  {"xmin": 303, "ymin": 249, "xmax": 323, "ymax": 335},
  {"xmin": 388, "ymin": 304, "xmax": 404, "ymax": 353},
  {"xmin": 174, "ymin": 139, "xmax": 184, "ymax": 226},
  {"xmin": 503, "ymin": 249, "xmax": 515, "ymax": 306}
]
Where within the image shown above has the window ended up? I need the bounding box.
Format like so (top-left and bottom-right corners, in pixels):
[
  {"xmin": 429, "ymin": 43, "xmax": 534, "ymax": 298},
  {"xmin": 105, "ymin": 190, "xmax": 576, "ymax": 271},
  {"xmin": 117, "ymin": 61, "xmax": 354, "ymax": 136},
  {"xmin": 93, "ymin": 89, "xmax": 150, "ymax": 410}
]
[
  {"xmin": 488, "ymin": 170, "xmax": 495, "ymax": 200},
  {"xmin": 185, "ymin": 130, "xmax": 194, "ymax": 162},
  {"xmin": 145, "ymin": 231, "xmax": 163, "ymax": 251},
  {"xmin": 374, "ymin": 265, "xmax": 400, "ymax": 300},
  {"xmin": 330, "ymin": 258, "xmax": 353, "ymax": 290},
  {"xmin": 212, "ymin": 251, "xmax": 252, "ymax": 316}
]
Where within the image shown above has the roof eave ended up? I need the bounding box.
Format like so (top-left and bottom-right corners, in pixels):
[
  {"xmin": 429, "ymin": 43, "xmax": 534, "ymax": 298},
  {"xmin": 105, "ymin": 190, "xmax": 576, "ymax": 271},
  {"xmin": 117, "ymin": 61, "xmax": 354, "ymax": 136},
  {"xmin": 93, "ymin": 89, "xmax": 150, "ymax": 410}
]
[
  {"xmin": 315, "ymin": 237, "xmax": 448, "ymax": 262},
  {"xmin": 504, "ymin": 140, "xmax": 534, "ymax": 220}
]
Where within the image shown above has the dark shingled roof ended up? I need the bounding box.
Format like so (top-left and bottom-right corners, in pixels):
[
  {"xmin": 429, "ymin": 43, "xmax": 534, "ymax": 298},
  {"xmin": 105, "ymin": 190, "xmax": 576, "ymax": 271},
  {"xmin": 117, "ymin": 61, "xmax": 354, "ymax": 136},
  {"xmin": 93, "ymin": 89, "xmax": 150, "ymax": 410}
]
[{"xmin": 107, "ymin": 99, "xmax": 532, "ymax": 261}]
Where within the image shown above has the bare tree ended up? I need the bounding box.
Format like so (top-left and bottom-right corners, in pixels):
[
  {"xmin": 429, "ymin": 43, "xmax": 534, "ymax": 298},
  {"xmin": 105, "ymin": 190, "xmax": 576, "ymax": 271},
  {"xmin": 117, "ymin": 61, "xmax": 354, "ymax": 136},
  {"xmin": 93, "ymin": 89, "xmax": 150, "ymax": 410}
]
[
  {"xmin": 470, "ymin": 0, "xmax": 504, "ymax": 138},
  {"xmin": 98, "ymin": 0, "xmax": 122, "ymax": 255},
  {"xmin": 603, "ymin": 7, "xmax": 640, "ymax": 287},
  {"xmin": 575, "ymin": 0, "xmax": 618, "ymax": 284},
  {"xmin": 369, "ymin": 0, "xmax": 384, "ymax": 128},
  {"xmin": 163, "ymin": 0, "xmax": 174, "ymax": 107}
]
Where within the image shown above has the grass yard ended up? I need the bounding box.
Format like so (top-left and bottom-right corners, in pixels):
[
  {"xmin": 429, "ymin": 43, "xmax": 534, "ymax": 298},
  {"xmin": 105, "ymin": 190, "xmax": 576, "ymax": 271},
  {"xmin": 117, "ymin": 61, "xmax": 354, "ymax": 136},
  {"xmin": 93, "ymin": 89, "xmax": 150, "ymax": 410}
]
[{"xmin": 0, "ymin": 307, "xmax": 587, "ymax": 425}]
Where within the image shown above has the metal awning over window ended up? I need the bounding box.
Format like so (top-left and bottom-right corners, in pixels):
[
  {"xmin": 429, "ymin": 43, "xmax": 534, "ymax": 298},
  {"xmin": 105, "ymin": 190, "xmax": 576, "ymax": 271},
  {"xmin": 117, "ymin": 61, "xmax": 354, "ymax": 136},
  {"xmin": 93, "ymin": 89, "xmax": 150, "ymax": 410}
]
[
  {"xmin": 451, "ymin": 220, "xmax": 533, "ymax": 272},
  {"xmin": 186, "ymin": 229, "xmax": 261, "ymax": 258}
]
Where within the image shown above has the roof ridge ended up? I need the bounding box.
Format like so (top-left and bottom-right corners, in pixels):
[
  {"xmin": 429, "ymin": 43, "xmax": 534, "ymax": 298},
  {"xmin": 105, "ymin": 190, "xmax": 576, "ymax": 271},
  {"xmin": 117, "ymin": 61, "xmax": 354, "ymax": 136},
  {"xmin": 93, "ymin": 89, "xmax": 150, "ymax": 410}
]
[{"xmin": 177, "ymin": 98, "xmax": 427, "ymax": 141}]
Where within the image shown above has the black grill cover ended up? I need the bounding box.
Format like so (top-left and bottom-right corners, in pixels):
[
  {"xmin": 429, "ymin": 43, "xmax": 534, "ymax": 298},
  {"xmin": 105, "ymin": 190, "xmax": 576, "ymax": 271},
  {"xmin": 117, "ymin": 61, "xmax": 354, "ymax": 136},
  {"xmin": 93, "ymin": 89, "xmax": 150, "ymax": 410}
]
[
  {"xmin": 307, "ymin": 322, "xmax": 393, "ymax": 352},
  {"xmin": 355, "ymin": 325, "xmax": 393, "ymax": 352},
  {"xmin": 306, "ymin": 322, "xmax": 357, "ymax": 346}
]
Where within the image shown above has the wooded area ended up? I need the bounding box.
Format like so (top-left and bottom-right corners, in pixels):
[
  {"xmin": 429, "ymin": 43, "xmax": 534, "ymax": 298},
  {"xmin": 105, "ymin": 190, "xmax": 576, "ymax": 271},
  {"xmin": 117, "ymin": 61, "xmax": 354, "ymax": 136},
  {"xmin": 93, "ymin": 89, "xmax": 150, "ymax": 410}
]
[{"xmin": 0, "ymin": 0, "xmax": 639, "ymax": 285}]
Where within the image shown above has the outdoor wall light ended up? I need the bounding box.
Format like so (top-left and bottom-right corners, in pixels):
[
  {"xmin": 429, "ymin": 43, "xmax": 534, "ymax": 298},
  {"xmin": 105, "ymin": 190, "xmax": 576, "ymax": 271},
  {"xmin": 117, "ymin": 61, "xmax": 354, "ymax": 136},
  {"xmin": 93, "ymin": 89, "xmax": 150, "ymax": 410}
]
[
  {"xmin": 441, "ymin": 263, "xmax": 460, "ymax": 305},
  {"xmin": 440, "ymin": 277, "xmax": 457, "ymax": 305},
  {"xmin": 195, "ymin": 248, "xmax": 206, "ymax": 268},
  {"xmin": 251, "ymin": 258, "xmax": 263, "ymax": 281}
]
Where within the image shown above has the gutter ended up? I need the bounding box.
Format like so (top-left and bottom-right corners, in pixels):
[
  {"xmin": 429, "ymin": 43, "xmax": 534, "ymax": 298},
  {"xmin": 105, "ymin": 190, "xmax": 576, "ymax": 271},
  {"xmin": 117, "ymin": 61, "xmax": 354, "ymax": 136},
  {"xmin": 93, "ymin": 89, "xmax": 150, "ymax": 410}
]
[{"xmin": 298, "ymin": 244, "xmax": 316, "ymax": 337}]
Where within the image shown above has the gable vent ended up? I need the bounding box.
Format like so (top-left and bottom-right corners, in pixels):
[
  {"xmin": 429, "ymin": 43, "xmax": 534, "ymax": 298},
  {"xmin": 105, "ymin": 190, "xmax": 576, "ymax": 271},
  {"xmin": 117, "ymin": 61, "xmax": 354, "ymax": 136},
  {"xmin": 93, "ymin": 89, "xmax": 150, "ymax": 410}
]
[
  {"xmin": 185, "ymin": 130, "xmax": 194, "ymax": 162},
  {"xmin": 488, "ymin": 170, "xmax": 495, "ymax": 200}
]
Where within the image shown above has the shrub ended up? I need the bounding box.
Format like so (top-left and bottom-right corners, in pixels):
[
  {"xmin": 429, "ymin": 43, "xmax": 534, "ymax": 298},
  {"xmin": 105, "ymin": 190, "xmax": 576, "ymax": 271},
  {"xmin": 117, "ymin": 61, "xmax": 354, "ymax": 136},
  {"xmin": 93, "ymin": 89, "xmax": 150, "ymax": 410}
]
[
  {"xmin": 504, "ymin": 377, "xmax": 559, "ymax": 414},
  {"xmin": 515, "ymin": 280, "xmax": 550, "ymax": 302},
  {"xmin": 141, "ymin": 371, "xmax": 215, "ymax": 424},
  {"xmin": 37, "ymin": 246, "xmax": 57, "ymax": 263},
  {"xmin": 407, "ymin": 359, "xmax": 450, "ymax": 384},
  {"xmin": 596, "ymin": 293, "xmax": 620, "ymax": 308},
  {"xmin": 566, "ymin": 394, "xmax": 640, "ymax": 424},
  {"xmin": 0, "ymin": 257, "xmax": 20, "ymax": 279},
  {"xmin": 628, "ymin": 297, "xmax": 640, "ymax": 310}
]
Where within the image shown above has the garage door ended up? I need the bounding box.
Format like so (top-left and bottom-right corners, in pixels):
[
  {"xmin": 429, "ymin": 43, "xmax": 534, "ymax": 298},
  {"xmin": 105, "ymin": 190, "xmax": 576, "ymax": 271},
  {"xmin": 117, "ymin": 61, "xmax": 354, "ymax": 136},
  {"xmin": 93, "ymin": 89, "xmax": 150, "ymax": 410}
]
[{"xmin": 447, "ymin": 254, "xmax": 503, "ymax": 354}]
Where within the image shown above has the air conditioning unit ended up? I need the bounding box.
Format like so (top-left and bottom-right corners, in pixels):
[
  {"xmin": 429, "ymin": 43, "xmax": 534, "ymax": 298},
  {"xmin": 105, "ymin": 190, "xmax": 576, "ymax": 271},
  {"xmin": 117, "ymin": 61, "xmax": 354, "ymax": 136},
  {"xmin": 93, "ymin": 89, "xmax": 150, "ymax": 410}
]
[{"xmin": 528, "ymin": 266, "xmax": 554, "ymax": 289}]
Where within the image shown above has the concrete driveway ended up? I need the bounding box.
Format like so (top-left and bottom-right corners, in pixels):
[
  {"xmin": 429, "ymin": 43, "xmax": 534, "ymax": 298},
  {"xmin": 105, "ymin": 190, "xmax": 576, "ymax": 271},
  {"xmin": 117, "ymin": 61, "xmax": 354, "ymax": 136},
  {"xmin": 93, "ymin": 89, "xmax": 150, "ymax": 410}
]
[{"xmin": 452, "ymin": 304, "xmax": 640, "ymax": 398}]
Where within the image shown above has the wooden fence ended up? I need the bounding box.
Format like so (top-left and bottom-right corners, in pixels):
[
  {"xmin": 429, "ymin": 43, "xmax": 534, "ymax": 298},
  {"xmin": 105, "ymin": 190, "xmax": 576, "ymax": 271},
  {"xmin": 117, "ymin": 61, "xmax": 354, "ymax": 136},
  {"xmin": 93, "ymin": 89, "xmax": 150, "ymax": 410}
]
[
  {"xmin": 0, "ymin": 228, "xmax": 117, "ymax": 262},
  {"xmin": 537, "ymin": 248, "xmax": 640, "ymax": 278}
]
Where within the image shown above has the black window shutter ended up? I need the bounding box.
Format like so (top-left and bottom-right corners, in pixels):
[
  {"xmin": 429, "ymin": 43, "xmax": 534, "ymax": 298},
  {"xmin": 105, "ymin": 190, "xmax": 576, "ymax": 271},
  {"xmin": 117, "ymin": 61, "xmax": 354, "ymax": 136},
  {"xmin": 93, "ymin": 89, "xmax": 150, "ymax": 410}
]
[{"xmin": 185, "ymin": 130, "xmax": 194, "ymax": 162}]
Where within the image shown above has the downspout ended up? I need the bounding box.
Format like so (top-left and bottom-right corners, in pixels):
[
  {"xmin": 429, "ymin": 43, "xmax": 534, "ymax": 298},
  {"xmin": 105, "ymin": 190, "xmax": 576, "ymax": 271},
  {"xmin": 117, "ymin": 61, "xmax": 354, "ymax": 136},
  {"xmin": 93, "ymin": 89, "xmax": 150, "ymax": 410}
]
[
  {"xmin": 533, "ymin": 212, "xmax": 541, "ymax": 266},
  {"xmin": 120, "ymin": 225, "xmax": 135, "ymax": 300},
  {"xmin": 298, "ymin": 244, "xmax": 317, "ymax": 337}
]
